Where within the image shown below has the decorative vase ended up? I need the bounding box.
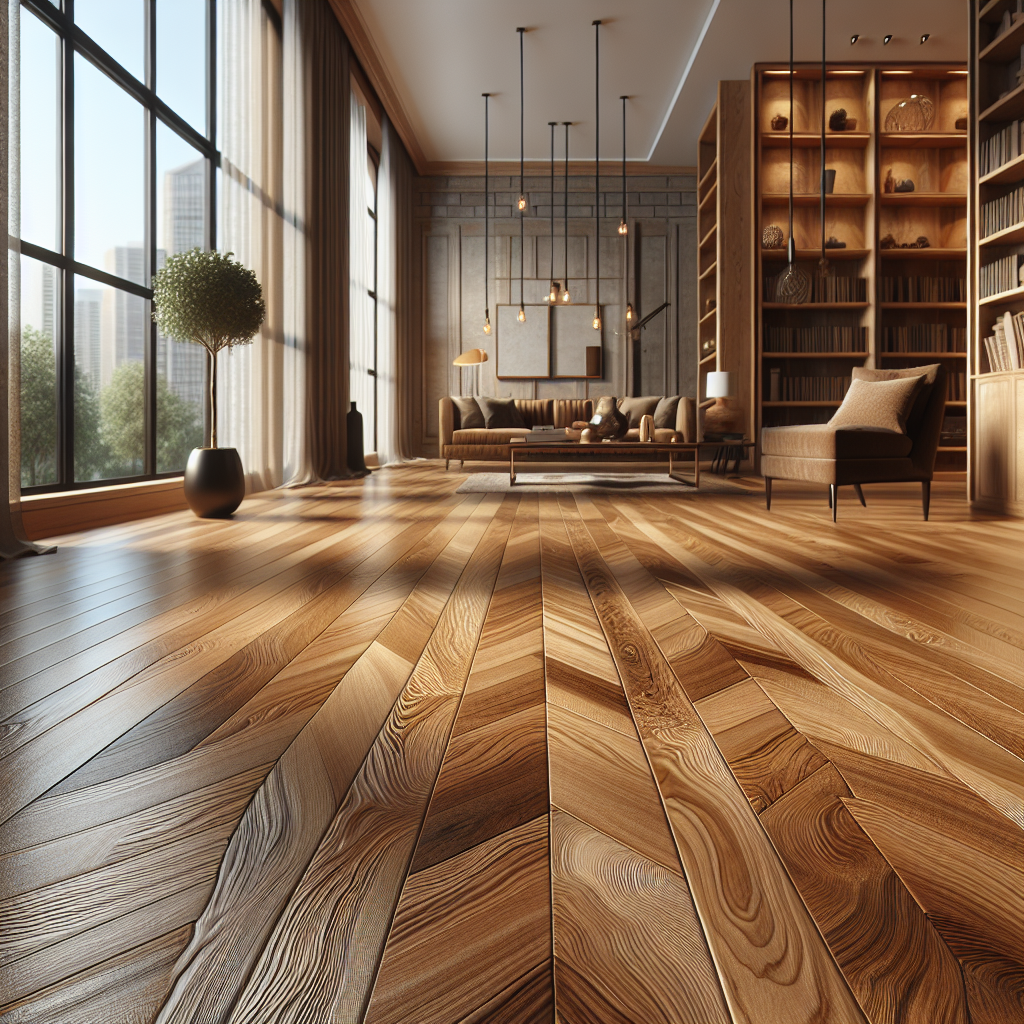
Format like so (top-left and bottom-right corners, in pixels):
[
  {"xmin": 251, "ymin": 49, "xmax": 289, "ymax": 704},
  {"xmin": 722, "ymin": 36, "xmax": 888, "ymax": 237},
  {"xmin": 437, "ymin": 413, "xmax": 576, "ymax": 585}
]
[
  {"xmin": 703, "ymin": 399, "xmax": 744, "ymax": 439},
  {"xmin": 884, "ymin": 94, "xmax": 935, "ymax": 132},
  {"xmin": 587, "ymin": 396, "xmax": 628, "ymax": 440},
  {"xmin": 184, "ymin": 447, "xmax": 245, "ymax": 518},
  {"xmin": 580, "ymin": 427, "xmax": 597, "ymax": 444},
  {"xmin": 639, "ymin": 414, "xmax": 655, "ymax": 442},
  {"xmin": 347, "ymin": 401, "xmax": 370, "ymax": 477},
  {"xmin": 822, "ymin": 169, "xmax": 836, "ymax": 194}
]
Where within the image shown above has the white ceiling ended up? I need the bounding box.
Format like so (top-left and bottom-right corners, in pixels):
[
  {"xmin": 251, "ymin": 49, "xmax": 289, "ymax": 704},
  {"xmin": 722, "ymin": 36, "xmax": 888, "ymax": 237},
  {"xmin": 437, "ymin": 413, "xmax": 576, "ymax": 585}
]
[{"xmin": 352, "ymin": 0, "xmax": 969, "ymax": 169}]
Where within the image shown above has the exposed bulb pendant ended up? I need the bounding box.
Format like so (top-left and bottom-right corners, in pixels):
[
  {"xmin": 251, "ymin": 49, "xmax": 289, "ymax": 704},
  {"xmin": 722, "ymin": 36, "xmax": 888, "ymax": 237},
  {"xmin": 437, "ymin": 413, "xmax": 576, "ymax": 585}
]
[
  {"xmin": 626, "ymin": 303, "xmax": 634, "ymax": 321},
  {"xmin": 518, "ymin": 194, "xmax": 527, "ymax": 212},
  {"xmin": 483, "ymin": 92, "xmax": 491, "ymax": 335},
  {"xmin": 518, "ymin": 304, "xmax": 526, "ymax": 323},
  {"xmin": 618, "ymin": 220, "xmax": 628, "ymax": 235},
  {"xmin": 593, "ymin": 21, "xmax": 601, "ymax": 332},
  {"xmin": 549, "ymin": 121, "xmax": 559, "ymax": 302},
  {"xmin": 563, "ymin": 122, "xmax": 571, "ymax": 302},
  {"xmin": 517, "ymin": 27, "xmax": 526, "ymax": 320},
  {"xmin": 619, "ymin": 96, "xmax": 628, "ymax": 235}
]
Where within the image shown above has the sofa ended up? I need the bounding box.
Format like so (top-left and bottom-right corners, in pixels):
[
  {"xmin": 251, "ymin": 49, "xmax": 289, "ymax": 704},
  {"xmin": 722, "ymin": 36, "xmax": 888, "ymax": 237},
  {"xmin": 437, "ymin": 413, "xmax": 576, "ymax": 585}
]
[{"xmin": 439, "ymin": 395, "xmax": 697, "ymax": 468}]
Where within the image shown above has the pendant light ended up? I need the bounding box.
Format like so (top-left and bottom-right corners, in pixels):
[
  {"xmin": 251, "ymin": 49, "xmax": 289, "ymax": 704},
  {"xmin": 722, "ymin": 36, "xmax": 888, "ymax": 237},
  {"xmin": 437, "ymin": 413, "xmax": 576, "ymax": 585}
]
[
  {"xmin": 621, "ymin": 96, "xmax": 633, "ymax": 324},
  {"xmin": 818, "ymin": 0, "xmax": 833, "ymax": 280},
  {"xmin": 549, "ymin": 122, "xmax": 560, "ymax": 302},
  {"xmin": 776, "ymin": 0, "xmax": 811, "ymax": 304},
  {"xmin": 517, "ymin": 27, "xmax": 526, "ymax": 322},
  {"xmin": 563, "ymin": 122, "xmax": 571, "ymax": 302},
  {"xmin": 483, "ymin": 93, "xmax": 491, "ymax": 335},
  {"xmin": 592, "ymin": 19, "xmax": 601, "ymax": 332}
]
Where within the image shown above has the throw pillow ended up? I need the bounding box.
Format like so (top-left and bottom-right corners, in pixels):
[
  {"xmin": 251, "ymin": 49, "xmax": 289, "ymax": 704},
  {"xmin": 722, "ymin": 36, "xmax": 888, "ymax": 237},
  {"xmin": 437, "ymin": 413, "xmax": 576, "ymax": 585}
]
[
  {"xmin": 618, "ymin": 395, "xmax": 660, "ymax": 429},
  {"xmin": 829, "ymin": 375, "xmax": 925, "ymax": 434},
  {"xmin": 452, "ymin": 396, "xmax": 484, "ymax": 430},
  {"xmin": 852, "ymin": 364, "xmax": 940, "ymax": 436},
  {"xmin": 477, "ymin": 396, "xmax": 526, "ymax": 429},
  {"xmin": 654, "ymin": 395, "xmax": 680, "ymax": 429}
]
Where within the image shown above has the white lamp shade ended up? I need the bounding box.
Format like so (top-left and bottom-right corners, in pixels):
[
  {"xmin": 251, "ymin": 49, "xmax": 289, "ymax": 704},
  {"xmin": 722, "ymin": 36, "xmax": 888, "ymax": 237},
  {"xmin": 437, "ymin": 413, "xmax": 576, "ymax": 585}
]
[{"xmin": 706, "ymin": 370, "xmax": 732, "ymax": 399}]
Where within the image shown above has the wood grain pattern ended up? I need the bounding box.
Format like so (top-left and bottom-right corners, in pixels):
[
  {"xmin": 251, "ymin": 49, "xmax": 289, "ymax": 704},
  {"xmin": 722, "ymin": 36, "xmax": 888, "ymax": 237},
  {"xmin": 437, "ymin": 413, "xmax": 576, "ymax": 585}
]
[
  {"xmin": 0, "ymin": 465, "xmax": 1018, "ymax": 1022},
  {"xmin": 560, "ymin": 494, "xmax": 867, "ymax": 1024},
  {"xmin": 550, "ymin": 808, "xmax": 728, "ymax": 1024}
]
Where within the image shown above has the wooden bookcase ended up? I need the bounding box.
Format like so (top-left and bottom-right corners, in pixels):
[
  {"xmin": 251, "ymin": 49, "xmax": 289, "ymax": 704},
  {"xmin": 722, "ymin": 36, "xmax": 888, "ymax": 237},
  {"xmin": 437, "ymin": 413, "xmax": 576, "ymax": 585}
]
[
  {"xmin": 971, "ymin": 0, "xmax": 1024, "ymax": 517},
  {"xmin": 753, "ymin": 63, "xmax": 968, "ymax": 473},
  {"xmin": 697, "ymin": 81, "xmax": 752, "ymax": 448}
]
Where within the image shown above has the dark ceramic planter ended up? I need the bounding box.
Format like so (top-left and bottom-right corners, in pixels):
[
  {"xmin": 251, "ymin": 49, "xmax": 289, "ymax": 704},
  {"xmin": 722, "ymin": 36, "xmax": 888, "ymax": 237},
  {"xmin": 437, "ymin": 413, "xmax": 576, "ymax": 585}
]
[{"xmin": 184, "ymin": 447, "xmax": 245, "ymax": 518}]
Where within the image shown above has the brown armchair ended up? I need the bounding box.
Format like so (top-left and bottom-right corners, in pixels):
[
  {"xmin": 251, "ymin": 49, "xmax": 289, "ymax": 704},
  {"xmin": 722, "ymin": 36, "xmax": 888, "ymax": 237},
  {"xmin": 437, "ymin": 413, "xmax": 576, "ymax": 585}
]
[{"xmin": 761, "ymin": 364, "xmax": 947, "ymax": 521}]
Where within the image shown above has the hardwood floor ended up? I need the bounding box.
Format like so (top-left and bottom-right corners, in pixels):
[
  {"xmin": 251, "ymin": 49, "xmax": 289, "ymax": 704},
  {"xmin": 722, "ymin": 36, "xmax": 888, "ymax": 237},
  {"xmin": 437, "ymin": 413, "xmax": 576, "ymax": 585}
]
[{"xmin": 0, "ymin": 463, "xmax": 1021, "ymax": 1023}]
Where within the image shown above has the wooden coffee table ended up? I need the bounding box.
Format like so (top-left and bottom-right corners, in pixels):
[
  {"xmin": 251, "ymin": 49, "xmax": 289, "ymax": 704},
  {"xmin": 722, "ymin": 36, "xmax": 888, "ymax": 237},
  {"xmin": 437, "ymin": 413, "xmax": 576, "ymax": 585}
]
[{"xmin": 508, "ymin": 438, "xmax": 754, "ymax": 487}]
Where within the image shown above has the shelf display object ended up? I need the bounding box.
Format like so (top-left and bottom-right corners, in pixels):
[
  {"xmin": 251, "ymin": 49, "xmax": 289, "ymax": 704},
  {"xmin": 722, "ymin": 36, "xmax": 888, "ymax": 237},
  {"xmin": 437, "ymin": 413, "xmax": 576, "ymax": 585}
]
[
  {"xmin": 972, "ymin": 0, "xmax": 1024, "ymax": 515},
  {"xmin": 754, "ymin": 62, "xmax": 968, "ymax": 472}
]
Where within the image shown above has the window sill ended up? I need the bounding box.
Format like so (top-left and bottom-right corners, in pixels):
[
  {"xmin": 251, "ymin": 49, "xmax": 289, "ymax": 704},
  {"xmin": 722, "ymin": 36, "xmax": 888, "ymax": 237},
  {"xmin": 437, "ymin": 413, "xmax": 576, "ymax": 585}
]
[{"xmin": 16, "ymin": 477, "xmax": 189, "ymax": 540}]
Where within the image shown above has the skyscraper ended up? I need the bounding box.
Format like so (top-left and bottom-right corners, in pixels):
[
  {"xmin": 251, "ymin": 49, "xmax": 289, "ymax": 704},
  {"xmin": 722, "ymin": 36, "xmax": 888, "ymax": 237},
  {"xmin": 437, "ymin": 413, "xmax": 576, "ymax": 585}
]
[{"xmin": 74, "ymin": 289, "xmax": 103, "ymax": 386}]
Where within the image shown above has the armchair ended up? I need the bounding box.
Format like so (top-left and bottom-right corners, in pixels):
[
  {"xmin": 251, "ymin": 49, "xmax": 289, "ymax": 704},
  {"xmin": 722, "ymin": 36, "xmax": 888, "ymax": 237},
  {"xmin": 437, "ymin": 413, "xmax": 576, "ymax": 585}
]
[{"xmin": 761, "ymin": 364, "xmax": 947, "ymax": 521}]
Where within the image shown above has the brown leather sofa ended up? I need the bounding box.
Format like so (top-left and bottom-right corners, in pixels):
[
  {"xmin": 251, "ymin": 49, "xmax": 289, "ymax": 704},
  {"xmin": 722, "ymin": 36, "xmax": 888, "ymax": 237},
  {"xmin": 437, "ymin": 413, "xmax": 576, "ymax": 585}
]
[
  {"xmin": 439, "ymin": 396, "xmax": 697, "ymax": 468},
  {"xmin": 761, "ymin": 364, "xmax": 947, "ymax": 520}
]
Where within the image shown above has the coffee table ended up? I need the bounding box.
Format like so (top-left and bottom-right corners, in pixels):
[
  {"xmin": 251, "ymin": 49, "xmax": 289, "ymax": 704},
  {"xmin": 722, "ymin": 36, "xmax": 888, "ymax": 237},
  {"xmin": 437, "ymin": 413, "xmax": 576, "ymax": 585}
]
[{"xmin": 508, "ymin": 438, "xmax": 755, "ymax": 487}]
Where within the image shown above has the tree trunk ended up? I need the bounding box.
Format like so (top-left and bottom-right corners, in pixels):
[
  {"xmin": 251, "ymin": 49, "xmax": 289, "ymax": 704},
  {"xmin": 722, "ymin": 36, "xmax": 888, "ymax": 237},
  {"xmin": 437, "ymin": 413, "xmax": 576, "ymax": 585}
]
[{"xmin": 208, "ymin": 348, "xmax": 218, "ymax": 448}]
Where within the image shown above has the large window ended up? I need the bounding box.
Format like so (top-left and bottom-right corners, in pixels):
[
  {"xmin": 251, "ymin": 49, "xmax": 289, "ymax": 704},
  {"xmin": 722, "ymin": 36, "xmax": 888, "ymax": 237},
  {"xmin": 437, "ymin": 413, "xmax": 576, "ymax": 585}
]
[{"xmin": 16, "ymin": 0, "xmax": 216, "ymax": 492}]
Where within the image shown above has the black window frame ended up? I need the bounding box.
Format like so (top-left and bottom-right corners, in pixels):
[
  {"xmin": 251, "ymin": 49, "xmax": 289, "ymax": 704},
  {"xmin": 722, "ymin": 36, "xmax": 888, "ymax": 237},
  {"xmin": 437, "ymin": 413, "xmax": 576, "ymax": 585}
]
[{"xmin": 17, "ymin": 0, "xmax": 219, "ymax": 494}]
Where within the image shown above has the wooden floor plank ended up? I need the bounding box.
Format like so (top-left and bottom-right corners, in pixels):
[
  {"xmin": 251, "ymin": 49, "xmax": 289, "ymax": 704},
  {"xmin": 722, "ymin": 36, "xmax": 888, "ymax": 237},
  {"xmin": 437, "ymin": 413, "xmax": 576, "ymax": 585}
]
[
  {"xmin": 155, "ymin": 495, "xmax": 513, "ymax": 1024},
  {"xmin": 561, "ymin": 494, "xmax": 868, "ymax": 1023},
  {"xmin": 761, "ymin": 765, "xmax": 968, "ymax": 1024},
  {"xmin": 550, "ymin": 808, "xmax": 728, "ymax": 1024},
  {"xmin": 218, "ymin": 498, "xmax": 520, "ymax": 1024}
]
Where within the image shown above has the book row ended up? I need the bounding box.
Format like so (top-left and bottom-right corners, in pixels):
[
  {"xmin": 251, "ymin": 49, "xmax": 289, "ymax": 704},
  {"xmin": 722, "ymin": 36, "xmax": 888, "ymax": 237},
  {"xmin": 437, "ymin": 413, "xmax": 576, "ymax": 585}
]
[
  {"xmin": 880, "ymin": 276, "xmax": 967, "ymax": 302},
  {"xmin": 880, "ymin": 325, "xmax": 967, "ymax": 353},
  {"xmin": 979, "ymin": 119, "xmax": 1024, "ymax": 177},
  {"xmin": 763, "ymin": 276, "xmax": 867, "ymax": 303},
  {"xmin": 979, "ymin": 254, "xmax": 1024, "ymax": 299},
  {"xmin": 984, "ymin": 310, "xmax": 1024, "ymax": 372},
  {"xmin": 763, "ymin": 326, "xmax": 867, "ymax": 353},
  {"xmin": 771, "ymin": 375, "xmax": 851, "ymax": 402},
  {"xmin": 946, "ymin": 372, "xmax": 967, "ymax": 402},
  {"xmin": 981, "ymin": 184, "xmax": 1024, "ymax": 238}
]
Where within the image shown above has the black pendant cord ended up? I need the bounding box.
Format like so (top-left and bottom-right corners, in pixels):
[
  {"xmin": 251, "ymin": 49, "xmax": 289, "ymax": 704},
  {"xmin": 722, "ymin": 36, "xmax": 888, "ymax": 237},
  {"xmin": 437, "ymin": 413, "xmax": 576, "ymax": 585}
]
[
  {"xmin": 549, "ymin": 121, "xmax": 556, "ymax": 293},
  {"xmin": 820, "ymin": 0, "xmax": 828, "ymax": 272},
  {"xmin": 564, "ymin": 122, "xmax": 570, "ymax": 295},
  {"xmin": 484, "ymin": 93, "xmax": 490, "ymax": 331},
  {"xmin": 788, "ymin": 0, "xmax": 795, "ymax": 267},
  {"xmin": 594, "ymin": 19, "xmax": 601, "ymax": 328},
  {"xmin": 518, "ymin": 27, "xmax": 525, "ymax": 314},
  {"xmin": 621, "ymin": 95, "xmax": 627, "ymax": 229}
]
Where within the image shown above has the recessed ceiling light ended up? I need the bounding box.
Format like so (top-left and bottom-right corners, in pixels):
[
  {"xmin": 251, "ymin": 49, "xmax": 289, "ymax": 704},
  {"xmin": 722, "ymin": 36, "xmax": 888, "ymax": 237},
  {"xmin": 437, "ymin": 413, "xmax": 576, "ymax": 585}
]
[
  {"xmin": 850, "ymin": 34, "xmax": 859, "ymax": 45},
  {"xmin": 765, "ymin": 70, "xmax": 793, "ymax": 75},
  {"xmin": 830, "ymin": 70, "xmax": 864, "ymax": 75},
  {"xmin": 920, "ymin": 33, "xmax": 930, "ymax": 44},
  {"xmin": 883, "ymin": 34, "xmax": 893, "ymax": 44}
]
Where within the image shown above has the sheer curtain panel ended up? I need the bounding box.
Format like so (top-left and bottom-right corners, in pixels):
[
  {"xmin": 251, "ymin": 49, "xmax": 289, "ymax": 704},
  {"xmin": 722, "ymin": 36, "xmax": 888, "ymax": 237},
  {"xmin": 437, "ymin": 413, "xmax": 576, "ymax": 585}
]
[
  {"xmin": 348, "ymin": 93, "xmax": 374, "ymax": 454},
  {"xmin": 3, "ymin": 0, "xmax": 50, "ymax": 558}
]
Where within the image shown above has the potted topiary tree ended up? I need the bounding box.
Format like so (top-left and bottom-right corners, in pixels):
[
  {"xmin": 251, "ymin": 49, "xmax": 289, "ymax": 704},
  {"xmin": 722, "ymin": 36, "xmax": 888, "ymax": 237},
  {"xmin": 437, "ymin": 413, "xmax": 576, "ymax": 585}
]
[{"xmin": 152, "ymin": 249, "xmax": 266, "ymax": 518}]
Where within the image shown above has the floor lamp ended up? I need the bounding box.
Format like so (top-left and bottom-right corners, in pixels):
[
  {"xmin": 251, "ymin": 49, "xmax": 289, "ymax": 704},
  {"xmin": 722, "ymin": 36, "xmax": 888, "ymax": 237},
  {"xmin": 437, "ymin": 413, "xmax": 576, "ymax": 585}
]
[{"xmin": 454, "ymin": 348, "xmax": 489, "ymax": 397}]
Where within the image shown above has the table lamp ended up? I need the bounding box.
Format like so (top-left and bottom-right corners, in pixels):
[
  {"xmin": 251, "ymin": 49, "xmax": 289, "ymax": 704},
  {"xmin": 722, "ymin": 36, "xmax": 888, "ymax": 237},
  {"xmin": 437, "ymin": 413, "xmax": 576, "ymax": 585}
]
[
  {"xmin": 704, "ymin": 370, "xmax": 743, "ymax": 437},
  {"xmin": 453, "ymin": 348, "xmax": 489, "ymax": 396}
]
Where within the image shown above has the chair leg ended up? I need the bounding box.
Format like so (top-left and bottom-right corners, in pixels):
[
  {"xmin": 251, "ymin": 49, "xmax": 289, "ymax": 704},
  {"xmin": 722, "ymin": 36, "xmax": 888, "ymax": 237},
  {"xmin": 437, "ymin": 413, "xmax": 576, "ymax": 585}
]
[
  {"xmin": 854, "ymin": 483, "xmax": 867, "ymax": 507},
  {"xmin": 922, "ymin": 480, "xmax": 931, "ymax": 521},
  {"xmin": 827, "ymin": 486, "xmax": 833, "ymax": 509},
  {"xmin": 445, "ymin": 458, "xmax": 449, "ymax": 471},
  {"xmin": 765, "ymin": 476, "xmax": 772, "ymax": 510},
  {"xmin": 830, "ymin": 484, "xmax": 838, "ymax": 522}
]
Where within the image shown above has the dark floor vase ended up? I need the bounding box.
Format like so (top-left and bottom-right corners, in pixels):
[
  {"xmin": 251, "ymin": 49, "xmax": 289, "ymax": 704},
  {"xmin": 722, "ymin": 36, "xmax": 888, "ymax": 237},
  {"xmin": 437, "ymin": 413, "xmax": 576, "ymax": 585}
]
[
  {"xmin": 184, "ymin": 447, "xmax": 245, "ymax": 518},
  {"xmin": 347, "ymin": 401, "xmax": 370, "ymax": 477}
]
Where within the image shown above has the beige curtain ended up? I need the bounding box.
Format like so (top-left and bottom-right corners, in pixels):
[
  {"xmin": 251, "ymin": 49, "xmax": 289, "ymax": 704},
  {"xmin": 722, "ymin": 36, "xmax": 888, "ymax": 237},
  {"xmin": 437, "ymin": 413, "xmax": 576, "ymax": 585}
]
[
  {"xmin": 216, "ymin": 0, "xmax": 288, "ymax": 493},
  {"xmin": 2, "ymin": 0, "xmax": 50, "ymax": 559},
  {"xmin": 292, "ymin": 0, "xmax": 352, "ymax": 481},
  {"xmin": 378, "ymin": 114, "xmax": 418, "ymax": 462}
]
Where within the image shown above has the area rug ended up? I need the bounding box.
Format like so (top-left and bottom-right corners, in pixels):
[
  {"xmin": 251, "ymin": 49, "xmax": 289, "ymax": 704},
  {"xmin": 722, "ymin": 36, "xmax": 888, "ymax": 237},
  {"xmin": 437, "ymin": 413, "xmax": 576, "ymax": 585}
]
[{"xmin": 455, "ymin": 472, "xmax": 758, "ymax": 495}]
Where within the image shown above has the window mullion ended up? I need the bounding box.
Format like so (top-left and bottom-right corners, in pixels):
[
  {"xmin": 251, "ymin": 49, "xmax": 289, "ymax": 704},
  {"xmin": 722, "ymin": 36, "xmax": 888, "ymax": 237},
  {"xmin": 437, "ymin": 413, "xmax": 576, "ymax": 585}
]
[
  {"xmin": 60, "ymin": 0, "xmax": 76, "ymax": 487},
  {"xmin": 144, "ymin": 0, "xmax": 157, "ymax": 477}
]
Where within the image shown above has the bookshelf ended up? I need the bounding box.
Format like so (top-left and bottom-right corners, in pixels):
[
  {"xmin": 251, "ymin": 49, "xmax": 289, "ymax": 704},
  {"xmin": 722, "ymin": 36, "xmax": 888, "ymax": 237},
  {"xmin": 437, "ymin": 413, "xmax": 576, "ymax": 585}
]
[
  {"xmin": 972, "ymin": 0, "xmax": 1024, "ymax": 516},
  {"xmin": 697, "ymin": 81, "xmax": 752, "ymax": 449},
  {"xmin": 753, "ymin": 63, "xmax": 968, "ymax": 471}
]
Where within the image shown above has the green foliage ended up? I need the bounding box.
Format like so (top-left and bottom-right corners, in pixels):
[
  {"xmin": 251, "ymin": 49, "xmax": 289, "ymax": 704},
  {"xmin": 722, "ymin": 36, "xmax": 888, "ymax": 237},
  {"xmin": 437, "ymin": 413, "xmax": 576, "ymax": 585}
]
[
  {"xmin": 152, "ymin": 248, "xmax": 266, "ymax": 355},
  {"xmin": 19, "ymin": 326, "xmax": 58, "ymax": 487},
  {"xmin": 19, "ymin": 325, "xmax": 202, "ymax": 486}
]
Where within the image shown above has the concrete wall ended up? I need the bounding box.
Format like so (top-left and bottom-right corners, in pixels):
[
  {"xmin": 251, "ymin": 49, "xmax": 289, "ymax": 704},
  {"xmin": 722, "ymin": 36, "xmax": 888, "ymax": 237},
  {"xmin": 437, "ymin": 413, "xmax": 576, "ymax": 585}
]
[{"xmin": 413, "ymin": 173, "xmax": 697, "ymax": 455}]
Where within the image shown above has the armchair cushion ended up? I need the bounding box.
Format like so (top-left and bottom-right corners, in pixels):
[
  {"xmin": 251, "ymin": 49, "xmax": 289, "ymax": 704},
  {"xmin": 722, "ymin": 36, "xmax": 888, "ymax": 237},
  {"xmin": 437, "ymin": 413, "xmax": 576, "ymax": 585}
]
[
  {"xmin": 452, "ymin": 396, "xmax": 484, "ymax": 430},
  {"xmin": 477, "ymin": 396, "xmax": 526, "ymax": 429},
  {"xmin": 852, "ymin": 364, "xmax": 940, "ymax": 437},
  {"xmin": 762, "ymin": 424, "xmax": 913, "ymax": 461},
  {"xmin": 829, "ymin": 375, "xmax": 925, "ymax": 434}
]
